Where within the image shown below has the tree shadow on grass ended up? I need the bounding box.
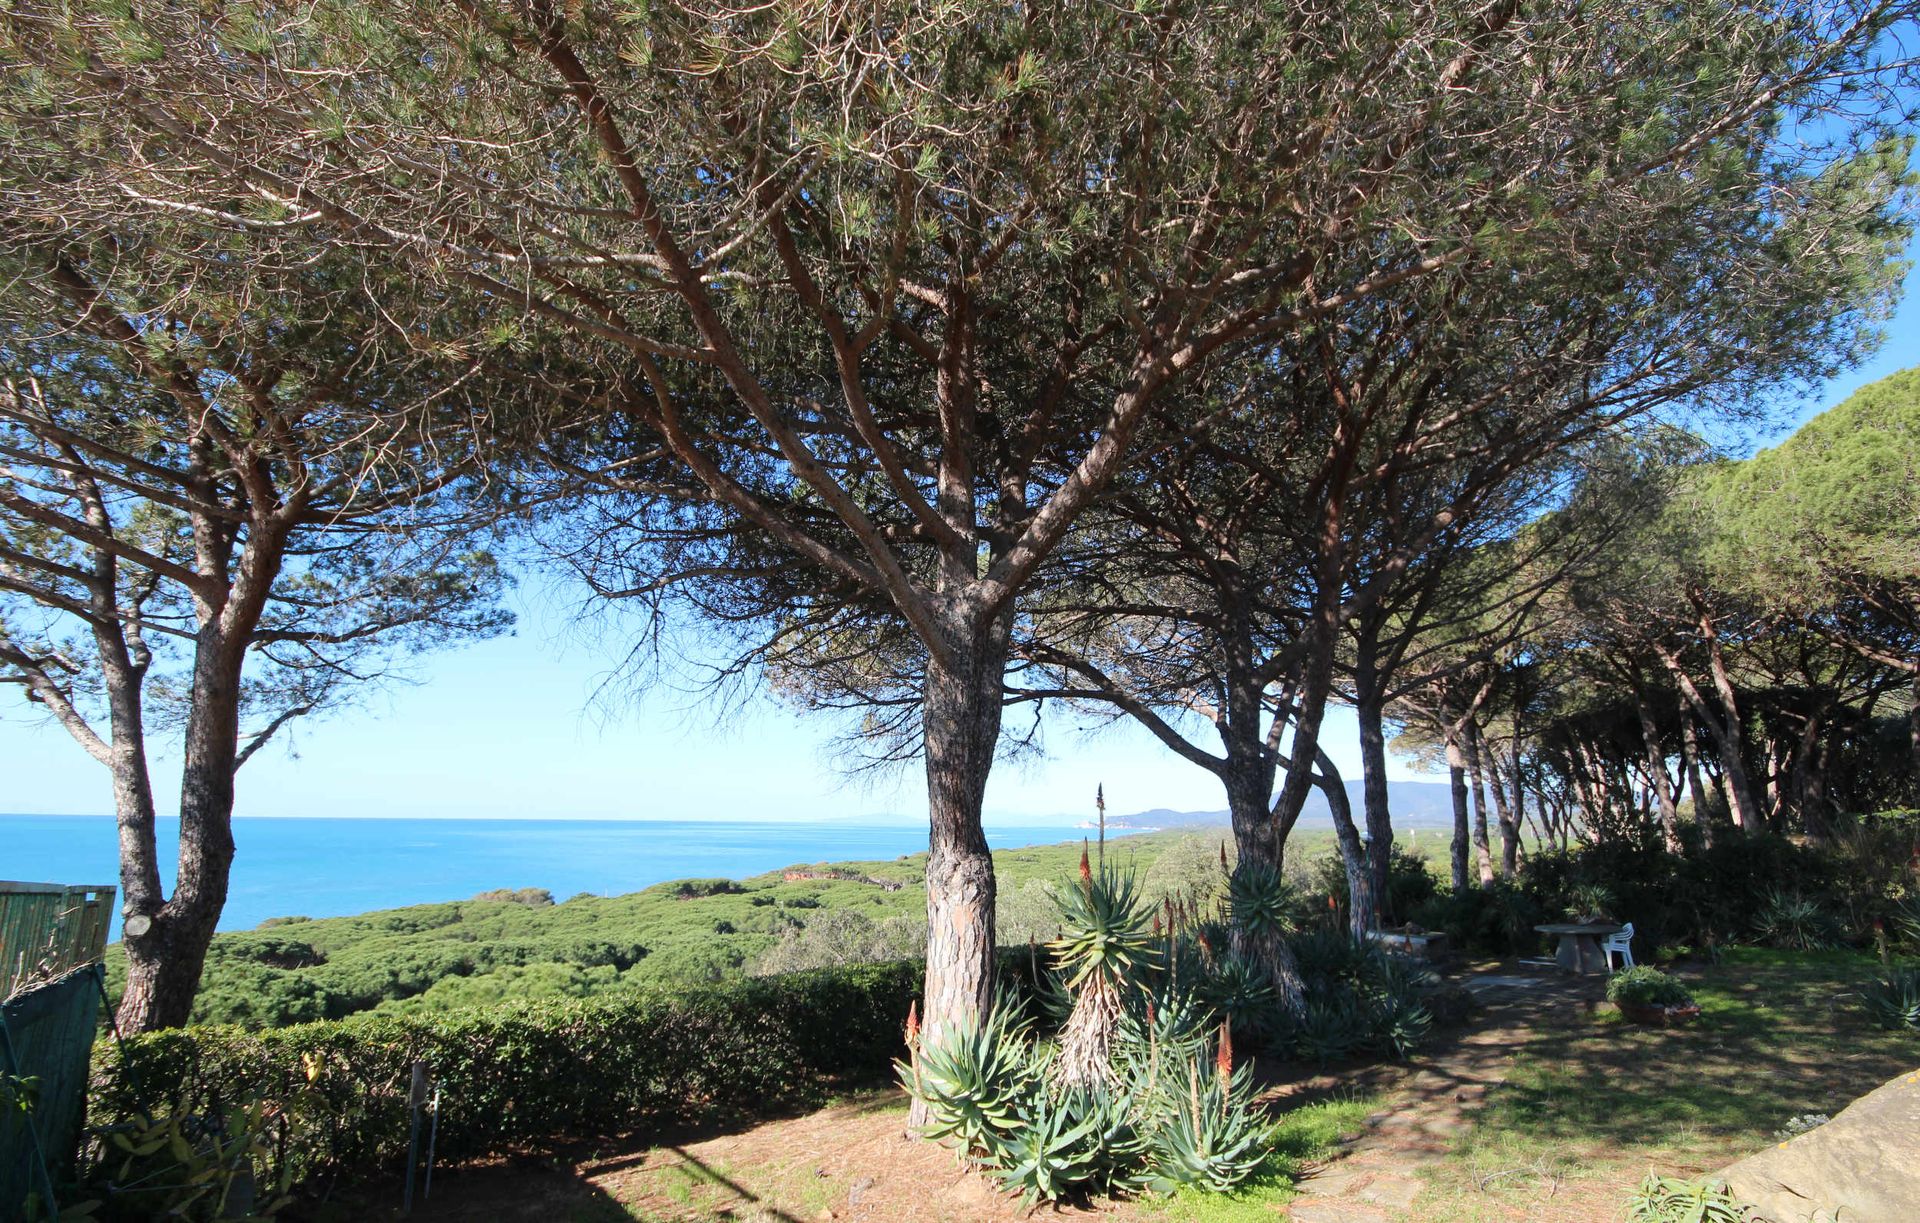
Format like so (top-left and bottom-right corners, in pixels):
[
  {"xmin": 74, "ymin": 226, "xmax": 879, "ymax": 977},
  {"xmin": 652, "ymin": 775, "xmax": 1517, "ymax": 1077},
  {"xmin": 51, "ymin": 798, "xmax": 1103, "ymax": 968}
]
[{"xmin": 1460, "ymin": 951, "xmax": 1917, "ymax": 1162}]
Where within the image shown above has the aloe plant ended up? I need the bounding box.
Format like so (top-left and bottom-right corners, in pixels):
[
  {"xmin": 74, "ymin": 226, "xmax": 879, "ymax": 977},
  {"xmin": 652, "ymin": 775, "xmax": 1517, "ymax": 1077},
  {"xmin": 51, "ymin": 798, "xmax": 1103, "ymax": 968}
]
[
  {"xmin": 1862, "ymin": 966, "xmax": 1920, "ymax": 1031},
  {"xmin": 1144, "ymin": 1052, "xmax": 1268, "ymax": 1194},
  {"xmin": 900, "ymin": 992, "xmax": 1040, "ymax": 1156},
  {"xmin": 1227, "ymin": 860, "xmax": 1306, "ymax": 1018},
  {"xmin": 1050, "ymin": 856, "xmax": 1158, "ymax": 1088}
]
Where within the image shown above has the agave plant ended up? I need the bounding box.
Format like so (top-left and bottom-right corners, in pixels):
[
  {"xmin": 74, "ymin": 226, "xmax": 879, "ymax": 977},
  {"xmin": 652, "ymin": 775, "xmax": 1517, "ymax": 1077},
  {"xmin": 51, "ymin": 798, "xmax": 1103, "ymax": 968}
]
[
  {"xmin": 1145, "ymin": 1050, "xmax": 1268, "ymax": 1194},
  {"xmin": 1228, "ymin": 860, "xmax": 1306, "ymax": 1019},
  {"xmin": 900, "ymin": 992, "xmax": 1040, "ymax": 1157},
  {"xmin": 983, "ymin": 1087, "xmax": 1104, "ymax": 1204},
  {"xmin": 1294, "ymin": 994, "xmax": 1365, "ymax": 1066},
  {"xmin": 1751, "ymin": 889, "xmax": 1842, "ymax": 950},
  {"xmin": 1891, "ymin": 894, "xmax": 1920, "ymax": 949},
  {"xmin": 1200, "ymin": 950, "xmax": 1278, "ymax": 1046},
  {"xmin": 1622, "ymin": 1174, "xmax": 1753, "ymax": 1223},
  {"xmin": 1049, "ymin": 856, "xmax": 1159, "ymax": 1088},
  {"xmin": 1366, "ymin": 989, "xmax": 1434, "ymax": 1060},
  {"xmin": 1862, "ymin": 966, "xmax": 1920, "ymax": 1032}
]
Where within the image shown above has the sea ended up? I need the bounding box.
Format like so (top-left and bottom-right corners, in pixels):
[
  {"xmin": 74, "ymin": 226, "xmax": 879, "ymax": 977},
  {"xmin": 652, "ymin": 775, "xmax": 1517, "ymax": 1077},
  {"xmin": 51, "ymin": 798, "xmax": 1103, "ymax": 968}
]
[{"xmin": 0, "ymin": 814, "xmax": 1124, "ymax": 937}]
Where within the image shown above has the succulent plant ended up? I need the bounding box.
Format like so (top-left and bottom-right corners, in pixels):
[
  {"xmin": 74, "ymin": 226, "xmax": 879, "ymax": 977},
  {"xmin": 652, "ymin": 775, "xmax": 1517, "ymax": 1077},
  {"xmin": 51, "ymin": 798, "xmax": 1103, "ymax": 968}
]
[
  {"xmin": 1050, "ymin": 858, "xmax": 1159, "ymax": 1089},
  {"xmin": 1862, "ymin": 966, "xmax": 1920, "ymax": 1031},
  {"xmin": 900, "ymin": 992, "xmax": 1040, "ymax": 1156},
  {"xmin": 1144, "ymin": 1051, "xmax": 1268, "ymax": 1194}
]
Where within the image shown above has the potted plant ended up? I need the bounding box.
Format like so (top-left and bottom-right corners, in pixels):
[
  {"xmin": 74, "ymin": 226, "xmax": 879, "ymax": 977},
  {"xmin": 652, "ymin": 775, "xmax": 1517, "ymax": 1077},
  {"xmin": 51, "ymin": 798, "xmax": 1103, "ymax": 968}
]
[{"xmin": 1607, "ymin": 966, "xmax": 1700, "ymax": 1026}]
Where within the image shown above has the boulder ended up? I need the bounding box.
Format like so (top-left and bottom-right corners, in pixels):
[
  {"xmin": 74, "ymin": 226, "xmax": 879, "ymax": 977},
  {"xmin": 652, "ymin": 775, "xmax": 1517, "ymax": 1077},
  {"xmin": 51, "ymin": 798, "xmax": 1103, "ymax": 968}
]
[{"xmin": 1719, "ymin": 1068, "xmax": 1920, "ymax": 1223}]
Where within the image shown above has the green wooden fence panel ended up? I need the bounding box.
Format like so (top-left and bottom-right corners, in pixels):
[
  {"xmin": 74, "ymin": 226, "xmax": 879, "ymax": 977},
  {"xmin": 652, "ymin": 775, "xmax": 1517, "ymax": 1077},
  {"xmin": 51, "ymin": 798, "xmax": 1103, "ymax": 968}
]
[
  {"xmin": 1, "ymin": 882, "xmax": 115, "ymax": 1220},
  {"xmin": 2, "ymin": 882, "xmax": 116, "ymax": 1000}
]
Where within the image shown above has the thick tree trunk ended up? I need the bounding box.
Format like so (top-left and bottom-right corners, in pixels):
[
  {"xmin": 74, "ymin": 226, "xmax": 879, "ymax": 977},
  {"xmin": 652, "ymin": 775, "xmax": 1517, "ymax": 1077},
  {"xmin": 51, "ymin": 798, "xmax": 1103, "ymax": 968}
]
[
  {"xmin": 1314, "ymin": 750, "xmax": 1376, "ymax": 937},
  {"xmin": 906, "ymin": 601, "xmax": 1010, "ymax": 1127},
  {"xmin": 1446, "ymin": 731, "xmax": 1470, "ymax": 891},
  {"xmin": 1464, "ymin": 721, "xmax": 1495, "ymax": 886},
  {"xmin": 119, "ymin": 639, "xmax": 246, "ymax": 1031},
  {"xmin": 1634, "ymin": 694, "xmax": 1681, "ymax": 852},
  {"xmin": 917, "ymin": 612, "xmax": 1007, "ymax": 1043},
  {"xmin": 1353, "ymin": 663, "xmax": 1395, "ymax": 913},
  {"xmin": 1224, "ymin": 764, "xmax": 1281, "ymax": 874}
]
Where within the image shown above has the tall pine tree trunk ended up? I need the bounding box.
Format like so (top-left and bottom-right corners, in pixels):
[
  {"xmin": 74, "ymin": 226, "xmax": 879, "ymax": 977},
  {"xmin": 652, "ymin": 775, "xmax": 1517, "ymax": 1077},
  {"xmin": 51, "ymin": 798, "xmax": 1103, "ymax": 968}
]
[
  {"xmin": 118, "ymin": 637, "xmax": 246, "ymax": 1031},
  {"xmin": 915, "ymin": 604, "xmax": 1009, "ymax": 1070},
  {"xmin": 1315, "ymin": 750, "xmax": 1377, "ymax": 936},
  {"xmin": 1353, "ymin": 659, "xmax": 1396, "ymax": 913},
  {"xmin": 1446, "ymin": 729, "xmax": 1471, "ymax": 891},
  {"xmin": 1635, "ymin": 694, "xmax": 1681, "ymax": 852},
  {"xmin": 1465, "ymin": 721, "xmax": 1496, "ymax": 886}
]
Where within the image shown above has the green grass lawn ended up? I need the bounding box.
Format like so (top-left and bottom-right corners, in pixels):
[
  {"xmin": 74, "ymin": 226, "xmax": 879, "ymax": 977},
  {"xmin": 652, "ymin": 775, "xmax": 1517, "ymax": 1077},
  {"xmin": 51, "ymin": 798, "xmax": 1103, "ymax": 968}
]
[{"xmin": 1418, "ymin": 948, "xmax": 1920, "ymax": 1221}]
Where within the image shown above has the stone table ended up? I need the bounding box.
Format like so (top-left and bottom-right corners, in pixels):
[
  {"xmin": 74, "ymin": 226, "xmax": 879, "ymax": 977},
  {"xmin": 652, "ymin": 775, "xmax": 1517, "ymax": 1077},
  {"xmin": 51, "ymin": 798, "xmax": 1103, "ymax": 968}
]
[{"xmin": 1532, "ymin": 922, "xmax": 1624, "ymax": 974}]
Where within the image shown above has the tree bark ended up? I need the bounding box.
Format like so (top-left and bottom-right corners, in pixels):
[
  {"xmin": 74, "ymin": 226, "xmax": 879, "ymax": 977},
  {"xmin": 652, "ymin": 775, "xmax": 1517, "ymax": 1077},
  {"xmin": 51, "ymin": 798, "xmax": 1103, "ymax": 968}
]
[
  {"xmin": 1464, "ymin": 720, "xmax": 1496, "ymax": 886},
  {"xmin": 118, "ymin": 632, "xmax": 251, "ymax": 1029},
  {"xmin": 1502, "ymin": 737, "xmax": 1524, "ymax": 874},
  {"xmin": 1353, "ymin": 658, "xmax": 1396, "ymax": 913},
  {"xmin": 1314, "ymin": 749, "xmax": 1377, "ymax": 937},
  {"xmin": 1446, "ymin": 730, "xmax": 1471, "ymax": 891},
  {"xmin": 915, "ymin": 603, "xmax": 1008, "ymax": 1079},
  {"xmin": 1634, "ymin": 693, "xmax": 1681, "ymax": 852},
  {"xmin": 1678, "ymin": 700, "xmax": 1714, "ymax": 847}
]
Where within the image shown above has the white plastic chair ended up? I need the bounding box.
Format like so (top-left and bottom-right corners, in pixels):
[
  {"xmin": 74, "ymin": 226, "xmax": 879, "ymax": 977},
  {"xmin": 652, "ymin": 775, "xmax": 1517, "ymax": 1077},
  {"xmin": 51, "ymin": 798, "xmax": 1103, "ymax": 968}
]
[{"xmin": 1603, "ymin": 922, "xmax": 1635, "ymax": 971}]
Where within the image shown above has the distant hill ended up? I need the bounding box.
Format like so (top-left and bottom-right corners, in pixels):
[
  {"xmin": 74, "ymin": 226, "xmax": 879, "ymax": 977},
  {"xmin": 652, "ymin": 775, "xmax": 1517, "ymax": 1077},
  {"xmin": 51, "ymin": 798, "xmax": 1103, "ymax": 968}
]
[{"xmin": 1107, "ymin": 780, "xmax": 1456, "ymax": 830}]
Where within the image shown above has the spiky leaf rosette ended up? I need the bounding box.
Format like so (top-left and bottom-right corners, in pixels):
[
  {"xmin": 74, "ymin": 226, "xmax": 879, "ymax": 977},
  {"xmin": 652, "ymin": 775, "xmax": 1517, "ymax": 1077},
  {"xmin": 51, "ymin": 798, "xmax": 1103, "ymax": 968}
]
[
  {"xmin": 1228, "ymin": 862, "xmax": 1306, "ymax": 1019},
  {"xmin": 1048, "ymin": 861, "xmax": 1160, "ymax": 991},
  {"xmin": 1145, "ymin": 1051, "xmax": 1269, "ymax": 1194},
  {"xmin": 898, "ymin": 991, "xmax": 1040, "ymax": 1157},
  {"xmin": 1227, "ymin": 861, "xmax": 1299, "ymax": 943},
  {"xmin": 1049, "ymin": 862, "xmax": 1160, "ymax": 1089},
  {"xmin": 1199, "ymin": 950, "xmax": 1279, "ymax": 1046}
]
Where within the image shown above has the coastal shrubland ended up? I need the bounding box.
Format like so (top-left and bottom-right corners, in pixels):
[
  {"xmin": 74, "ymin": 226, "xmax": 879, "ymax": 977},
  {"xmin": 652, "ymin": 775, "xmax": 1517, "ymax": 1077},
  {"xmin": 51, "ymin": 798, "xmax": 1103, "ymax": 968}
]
[{"xmin": 118, "ymin": 830, "xmax": 1309, "ymax": 1029}]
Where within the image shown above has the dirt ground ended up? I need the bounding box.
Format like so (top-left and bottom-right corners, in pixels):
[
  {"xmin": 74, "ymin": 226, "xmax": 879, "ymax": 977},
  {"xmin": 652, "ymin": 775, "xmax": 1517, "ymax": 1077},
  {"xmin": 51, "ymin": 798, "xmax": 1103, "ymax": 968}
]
[{"xmin": 315, "ymin": 954, "xmax": 1915, "ymax": 1223}]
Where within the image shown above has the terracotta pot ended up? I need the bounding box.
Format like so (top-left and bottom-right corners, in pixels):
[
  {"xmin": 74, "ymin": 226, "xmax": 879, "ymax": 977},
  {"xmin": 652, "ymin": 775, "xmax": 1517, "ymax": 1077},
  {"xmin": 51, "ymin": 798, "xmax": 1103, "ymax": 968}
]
[{"xmin": 1616, "ymin": 1000, "xmax": 1701, "ymax": 1027}]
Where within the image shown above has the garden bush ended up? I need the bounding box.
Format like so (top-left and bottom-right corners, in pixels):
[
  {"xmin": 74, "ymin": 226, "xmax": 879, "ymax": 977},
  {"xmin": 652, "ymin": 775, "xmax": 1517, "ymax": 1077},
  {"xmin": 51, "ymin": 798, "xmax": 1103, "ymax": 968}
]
[
  {"xmin": 1606, "ymin": 967, "xmax": 1695, "ymax": 1009},
  {"xmin": 91, "ymin": 962, "xmax": 922, "ymax": 1197}
]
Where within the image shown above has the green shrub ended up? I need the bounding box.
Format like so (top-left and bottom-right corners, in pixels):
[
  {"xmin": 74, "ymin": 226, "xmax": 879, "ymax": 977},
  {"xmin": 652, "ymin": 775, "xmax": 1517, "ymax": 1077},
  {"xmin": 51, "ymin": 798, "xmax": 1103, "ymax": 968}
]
[
  {"xmin": 75, "ymin": 1100, "xmax": 294, "ymax": 1222},
  {"xmin": 1410, "ymin": 881, "xmax": 1542, "ymax": 956},
  {"xmin": 1750, "ymin": 891, "xmax": 1843, "ymax": 950},
  {"xmin": 1861, "ymin": 967, "xmax": 1920, "ymax": 1031},
  {"xmin": 92, "ymin": 962, "xmax": 921, "ymax": 1198},
  {"xmin": 1606, "ymin": 967, "xmax": 1695, "ymax": 1008}
]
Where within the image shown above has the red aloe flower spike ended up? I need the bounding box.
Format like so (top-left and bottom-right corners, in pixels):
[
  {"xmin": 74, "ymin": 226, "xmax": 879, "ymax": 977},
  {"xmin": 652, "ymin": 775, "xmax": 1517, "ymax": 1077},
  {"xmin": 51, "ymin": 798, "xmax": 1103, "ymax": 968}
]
[
  {"xmin": 905, "ymin": 999, "xmax": 920, "ymax": 1046},
  {"xmin": 1216, "ymin": 1018, "xmax": 1234, "ymax": 1084}
]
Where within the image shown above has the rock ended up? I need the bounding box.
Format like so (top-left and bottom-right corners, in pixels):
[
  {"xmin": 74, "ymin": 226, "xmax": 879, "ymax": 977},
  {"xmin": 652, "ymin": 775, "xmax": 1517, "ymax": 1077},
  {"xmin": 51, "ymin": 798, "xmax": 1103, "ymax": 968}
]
[{"xmin": 1719, "ymin": 1068, "xmax": 1920, "ymax": 1223}]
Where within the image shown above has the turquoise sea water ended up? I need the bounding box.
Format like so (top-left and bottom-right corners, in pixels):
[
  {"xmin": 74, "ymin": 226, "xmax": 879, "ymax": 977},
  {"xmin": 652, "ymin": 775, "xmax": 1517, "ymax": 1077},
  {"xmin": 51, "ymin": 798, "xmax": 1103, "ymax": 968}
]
[{"xmin": 0, "ymin": 814, "xmax": 1114, "ymax": 936}]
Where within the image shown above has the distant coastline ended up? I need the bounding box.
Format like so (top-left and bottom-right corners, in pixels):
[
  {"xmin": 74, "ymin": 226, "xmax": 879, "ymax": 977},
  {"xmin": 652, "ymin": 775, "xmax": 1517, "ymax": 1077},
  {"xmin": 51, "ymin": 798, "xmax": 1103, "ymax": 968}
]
[{"xmin": 1, "ymin": 814, "xmax": 1146, "ymax": 936}]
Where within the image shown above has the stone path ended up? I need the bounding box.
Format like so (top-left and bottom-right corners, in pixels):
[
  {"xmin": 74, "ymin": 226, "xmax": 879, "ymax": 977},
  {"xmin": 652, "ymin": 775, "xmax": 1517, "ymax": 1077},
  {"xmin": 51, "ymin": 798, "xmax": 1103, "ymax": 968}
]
[{"xmin": 1281, "ymin": 965, "xmax": 1597, "ymax": 1222}]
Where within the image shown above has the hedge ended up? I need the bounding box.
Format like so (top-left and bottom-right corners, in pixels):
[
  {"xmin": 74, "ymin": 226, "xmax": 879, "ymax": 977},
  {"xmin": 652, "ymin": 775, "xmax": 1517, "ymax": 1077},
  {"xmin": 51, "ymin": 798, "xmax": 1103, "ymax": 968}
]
[{"xmin": 90, "ymin": 961, "xmax": 921, "ymax": 1193}]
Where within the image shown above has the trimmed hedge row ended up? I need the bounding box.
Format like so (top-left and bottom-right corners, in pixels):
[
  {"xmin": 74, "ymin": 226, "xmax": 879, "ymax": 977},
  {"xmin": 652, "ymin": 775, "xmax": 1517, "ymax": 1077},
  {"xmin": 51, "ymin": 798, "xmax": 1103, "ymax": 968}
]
[{"xmin": 90, "ymin": 961, "xmax": 921, "ymax": 1192}]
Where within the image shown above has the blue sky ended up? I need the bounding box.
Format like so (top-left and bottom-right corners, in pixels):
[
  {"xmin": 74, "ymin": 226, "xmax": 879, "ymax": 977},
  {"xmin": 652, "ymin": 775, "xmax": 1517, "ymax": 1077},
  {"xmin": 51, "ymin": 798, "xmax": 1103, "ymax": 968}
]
[{"xmin": 3, "ymin": 235, "xmax": 1916, "ymax": 826}]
